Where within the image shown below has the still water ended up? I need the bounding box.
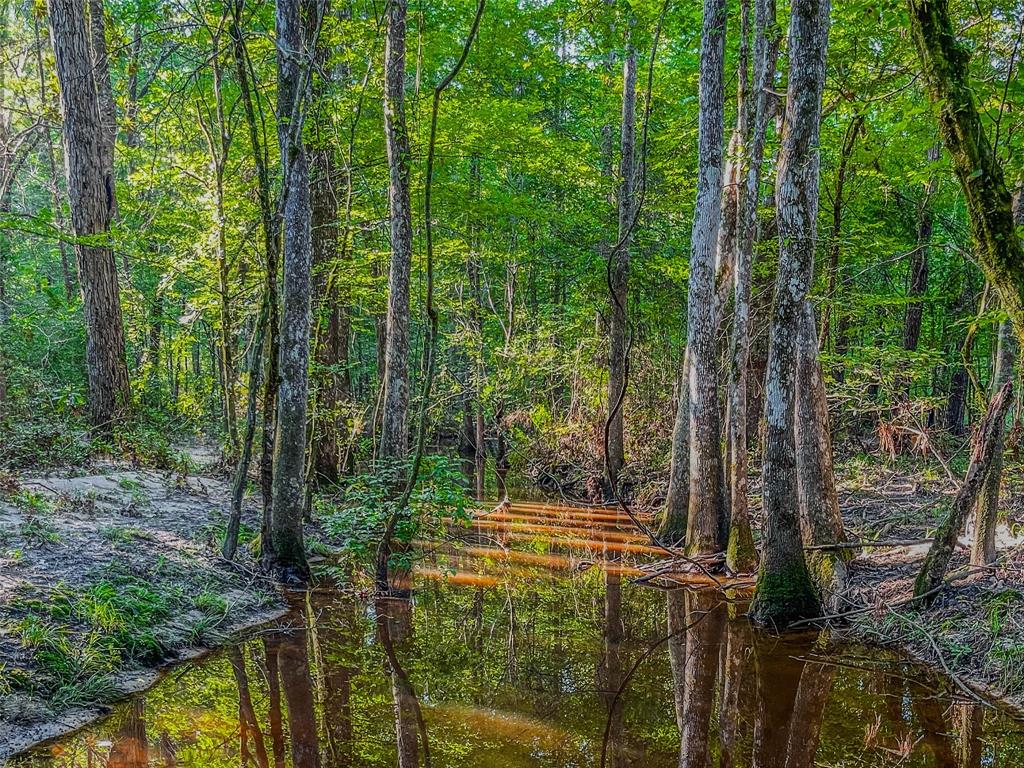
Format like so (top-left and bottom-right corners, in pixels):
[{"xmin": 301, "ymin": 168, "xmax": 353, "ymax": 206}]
[{"xmin": 13, "ymin": 502, "xmax": 1024, "ymax": 767}]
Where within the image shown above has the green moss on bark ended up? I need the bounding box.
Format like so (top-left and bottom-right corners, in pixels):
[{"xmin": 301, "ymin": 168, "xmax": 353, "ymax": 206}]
[{"xmin": 750, "ymin": 560, "xmax": 819, "ymax": 626}]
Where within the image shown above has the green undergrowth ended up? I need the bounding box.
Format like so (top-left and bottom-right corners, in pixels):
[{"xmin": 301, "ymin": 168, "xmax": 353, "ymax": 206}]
[
  {"xmin": 317, "ymin": 454, "xmax": 472, "ymax": 574},
  {"xmin": 0, "ymin": 560, "xmax": 270, "ymax": 710}
]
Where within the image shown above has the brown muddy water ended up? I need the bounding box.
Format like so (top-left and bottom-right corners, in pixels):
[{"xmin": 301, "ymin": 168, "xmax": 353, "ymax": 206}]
[{"xmin": 10, "ymin": 501, "xmax": 1024, "ymax": 767}]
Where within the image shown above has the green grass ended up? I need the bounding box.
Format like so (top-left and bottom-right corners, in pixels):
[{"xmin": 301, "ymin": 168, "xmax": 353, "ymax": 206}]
[
  {"xmin": 19, "ymin": 516, "xmax": 61, "ymax": 545},
  {"xmin": 99, "ymin": 525, "xmax": 153, "ymax": 545},
  {"xmin": 10, "ymin": 572, "xmax": 182, "ymax": 704}
]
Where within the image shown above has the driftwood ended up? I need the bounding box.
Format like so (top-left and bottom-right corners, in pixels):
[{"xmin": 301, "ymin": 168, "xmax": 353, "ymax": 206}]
[{"xmin": 913, "ymin": 381, "xmax": 1013, "ymax": 603}]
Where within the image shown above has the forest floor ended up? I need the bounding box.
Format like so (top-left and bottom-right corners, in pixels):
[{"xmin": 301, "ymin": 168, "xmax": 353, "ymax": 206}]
[
  {"xmin": 826, "ymin": 458, "xmax": 1024, "ymax": 713},
  {"xmin": 0, "ymin": 446, "xmax": 285, "ymax": 760}
]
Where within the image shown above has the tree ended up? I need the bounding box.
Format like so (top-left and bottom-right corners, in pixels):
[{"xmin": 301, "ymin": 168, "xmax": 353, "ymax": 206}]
[
  {"xmin": 605, "ymin": 24, "xmax": 636, "ymax": 492},
  {"xmin": 908, "ymin": 0, "xmax": 1024, "ymax": 347},
  {"xmin": 726, "ymin": 0, "xmax": 778, "ymax": 573},
  {"xmin": 380, "ymin": 0, "xmax": 414, "ymax": 461},
  {"xmin": 265, "ymin": 0, "xmax": 319, "ymax": 582},
  {"xmin": 48, "ymin": 0, "xmax": 129, "ymax": 432},
  {"xmin": 683, "ymin": 0, "xmax": 727, "ymax": 556},
  {"xmin": 751, "ymin": 0, "xmax": 831, "ymax": 626}
]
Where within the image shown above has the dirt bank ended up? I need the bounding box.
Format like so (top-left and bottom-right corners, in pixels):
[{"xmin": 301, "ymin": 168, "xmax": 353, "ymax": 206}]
[
  {"xmin": 0, "ymin": 448, "xmax": 286, "ymax": 761},
  {"xmin": 823, "ymin": 461, "xmax": 1024, "ymax": 713}
]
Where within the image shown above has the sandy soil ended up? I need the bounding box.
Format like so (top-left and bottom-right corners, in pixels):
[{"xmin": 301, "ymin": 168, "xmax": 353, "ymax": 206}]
[{"xmin": 0, "ymin": 447, "xmax": 285, "ymax": 761}]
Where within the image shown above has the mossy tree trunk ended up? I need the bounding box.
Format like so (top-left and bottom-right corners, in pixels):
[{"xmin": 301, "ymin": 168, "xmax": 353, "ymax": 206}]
[
  {"xmin": 381, "ymin": 0, "xmax": 414, "ymax": 461},
  {"xmin": 907, "ymin": 0, "xmax": 1024, "ymax": 347},
  {"xmin": 750, "ymin": 0, "xmax": 831, "ymax": 627}
]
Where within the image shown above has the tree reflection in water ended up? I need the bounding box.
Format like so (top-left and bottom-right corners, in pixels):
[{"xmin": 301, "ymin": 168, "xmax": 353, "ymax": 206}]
[{"xmin": 14, "ymin": 572, "xmax": 1024, "ymax": 768}]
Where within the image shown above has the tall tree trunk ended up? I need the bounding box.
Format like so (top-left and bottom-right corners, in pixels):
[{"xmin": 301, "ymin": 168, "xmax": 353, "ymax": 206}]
[
  {"xmin": 796, "ymin": 300, "xmax": 848, "ymax": 611},
  {"xmin": 685, "ymin": 0, "xmax": 728, "ymax": 556},
  {"xmin": 228, "ymin": 0, "xmax": 281, "ymax": 549},
  {"xmin": 380, "ymin": 0, "xmax": 413, "ymax": 461},
  {"xmin": 971, "ymin": 187, "xmax": 1023, "ymax": 565},
  {"xmin": 971, "ymin": 318, "xmax": 1016, "ymax": 565},
  {"xmin": 309, "ymin": 21, "xmax": 348, "ymax": 484},
  {"xmin": 265, "ymin": 0, "xmax": 316, "ymax": 583},
  {"xmin": 48, "ymin": 0, "xmax": 130, "ymax": 433},
  {"xmin": 469, "ymin": 154, "xmax": 486, "ymax": 499},
  {"xmin": 606, "ymin": 30, "xmax": 636, "ymax": 491},
  {"xmin": 727, "ymin": 0, "xmax": 778, "ymax": 573},
  {"xmin": 750, "ymin": 0, "xmax": 831, "ymax": 626},
  {"xmin": 908, "ymin": 0, "xmax": 1024, "ymax": 347}
]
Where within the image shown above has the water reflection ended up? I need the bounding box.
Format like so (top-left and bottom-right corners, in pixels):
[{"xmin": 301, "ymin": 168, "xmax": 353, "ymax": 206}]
[{"xmin": 14, "ymin": 565, "xmax": 1024, "ymax": 768}]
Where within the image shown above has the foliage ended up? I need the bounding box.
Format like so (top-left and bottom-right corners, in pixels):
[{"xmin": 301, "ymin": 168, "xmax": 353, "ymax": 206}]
[{"xmin": 319, "ymin": 454, "xmax": 473, "ymax": 565}]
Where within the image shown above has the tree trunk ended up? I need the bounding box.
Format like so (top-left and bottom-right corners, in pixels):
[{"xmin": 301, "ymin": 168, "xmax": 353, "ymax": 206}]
[
  {"xmin": 265, "ymin": 0, "xmax": 315, "ymax": 583},
  {"xmin": 201, "ymin": 47, "xmax": 239, "ymax": 457},
  {"xmin": 727, "ymin": 0, "xmax": 778, "ymax": 573},
  {"xmin": 903, "ymin": 143, "xmax": 940, "ymax": 353},
  {"xmin": 908, "ymin": 0, "xmax": 1024, "ymax": 347},
  {"xmin": 971, "ymin": 318, "xmax": 1015, "ymax": 565},
  {"xmin": 685, "ymin": 0, "xmax": 728, "ymax": 556},
  {"xmin": 660, "ymin": 351, "xmax": 689, "ymax": 544},
  {"xmin": 795, "ymin": 300, "xmax": 848, "ymax": 611},
  {"xmin": 606, "ymin": 32, "xmax": 636, "ymax": 491},
  {"xmin": 49, "ymin": 0, "xmax": 130, "ymax": 433},
  {"xmin": 915, "ymin": 381, "xmax": 1013, "ymax": 601},
  {"xmin": 750, "ymin": 0, "xmax": 831, "ymax": 626},
  {"xmin": 818, "ymin": 113, "xmax": 863, "ymax": 349},
  {"xmin": 469, "ymin": 154, "xmax": 486, "ymax": 499},
  {"xmin": 309, "ymin": 26, "xmax": 349, "ymax": 484},
  {"xmin": 971, "ymin": 186, "xmax": 1023, "ymax": 565},
  {"xmin": 380, "ymin": 0, "xmax": 413, "ymax": 461},
  {"xmin": 86, "ymin": 0, "xmax": 115, "ymax": 186}
]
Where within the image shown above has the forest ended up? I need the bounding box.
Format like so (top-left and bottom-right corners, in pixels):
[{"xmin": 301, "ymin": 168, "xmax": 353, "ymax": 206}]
[{"xmin": 2, "ymin": 0, "xmax": 1024, "ymax": 764}]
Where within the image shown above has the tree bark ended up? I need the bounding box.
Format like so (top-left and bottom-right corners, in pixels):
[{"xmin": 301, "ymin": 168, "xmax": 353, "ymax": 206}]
[
  {"xmin": 750, "ymin": 0, "xmax": 831, "ymax": 626},
  {"xmin": 309, "ymin": 19, "xmax": 350, "ymax": 484},
  {"xmin": 795, "ymin": 300, "xmax": 848, "ymax": 611},
  {"xmin": 380, "ymin": 0, "xmax": 413, "ymax": 461},
  {"xmin": 265, "ymin": 0, "xmax": 315, "ymax": 583},
  {"xmin": 48, "ymin": 0, "xmax": 130, "ymax": 433},
  {"xmin": 971, "ymin": 183, "xmax": 1023, "ymax": 565},
  {"xmin": 908, "ymin": 0, "xmax": 1024, "ymax": 347},
  {"xmin": 685, "ymin": 0, "xmax": 728, "ymax": 556},
  {"xmin": 660, "ymin": 352, "xmax": 690, "ymax": 544},
  {"xmin": 727, "ymin": 0, "xmax": 778, "ymax": 573},
  {"xmin": 971, "ymin": 318, "xmax": 1015, "ymax": 565},
  {"xmin": 606, "ymin": 30, "xmax": 636, "ymax": 491}
]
